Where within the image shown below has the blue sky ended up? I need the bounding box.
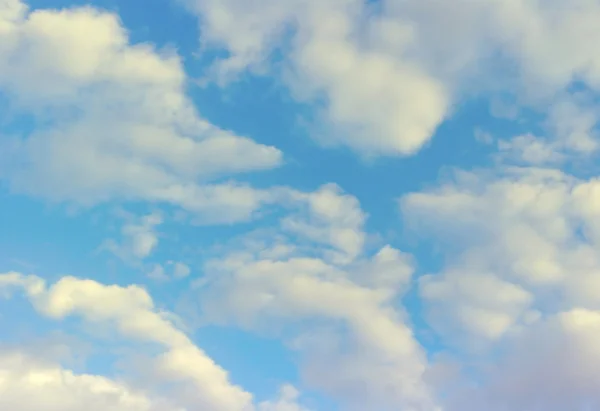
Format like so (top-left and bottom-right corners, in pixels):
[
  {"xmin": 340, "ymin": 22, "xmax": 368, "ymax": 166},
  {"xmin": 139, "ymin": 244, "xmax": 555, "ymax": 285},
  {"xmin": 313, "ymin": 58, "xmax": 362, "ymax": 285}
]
[{"xmin": 2, "ymin": 0, "xmax": 600, "ymax": 410}]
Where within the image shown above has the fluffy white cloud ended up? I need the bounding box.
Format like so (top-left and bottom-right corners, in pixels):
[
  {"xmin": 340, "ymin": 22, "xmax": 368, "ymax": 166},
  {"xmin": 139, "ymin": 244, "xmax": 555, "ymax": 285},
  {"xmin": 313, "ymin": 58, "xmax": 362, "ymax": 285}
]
[
  {"xmin": 496, "ymin": 95, "xmax": 600, "ymax": 165},
  {"xmin": 0, "ymin": 0, "xmax": 283, "ymax": 223},
  {"xmin": 400, "ymin": 166, "xmax": 600, "ymax": 351},
  {"xmin": 497, "ymin": 133, "xmax": 565, "ymax": 166},
  {"xmin": 193, "ymin": 187, "xmax": 439, "ymax": 411},
  {"xmin": 0, "ymin": 352, "xmax": 180, "ymax": 411},
  {"xmin": 396, "ymin": 160, "xmax": 600, "ymax": 409},
  {"xmin": 0, "ymin": 270, "xmax": 317, "ymax": 411},
  {"xmin": 350, "ymin": 245, "xmax": 414, "ymax": 292},
  {"xmin": 5, "ymin": 1, "xmax": 600, "ymax": 410},
  {"xmin": 184, "ymin": 0, "xmax": 449, "ymax": 156},
  {"xmin": 420, "ymin": 269, "xmax": 534, "ymax": 344},
  {"xmin": 281, "ymin": 184, "xmax": 366, "ymax": 265},
  {"xmin": 444, "ymin": 308, "xmax": 600, "ymax": 411},
  {"xmin": 184, "ymin": 0, "xmax": 600, "ymax": 157},
  {"xmin": 198, "ymin": 250, "xmax": 436, "ymax": 411},
  {"xmin": 0, "ymin": 352, "xmax": 183, "ymax": 411},
  {"xmin": 0, "ymin": 271, "xmax": 254, "ymax": 411}
]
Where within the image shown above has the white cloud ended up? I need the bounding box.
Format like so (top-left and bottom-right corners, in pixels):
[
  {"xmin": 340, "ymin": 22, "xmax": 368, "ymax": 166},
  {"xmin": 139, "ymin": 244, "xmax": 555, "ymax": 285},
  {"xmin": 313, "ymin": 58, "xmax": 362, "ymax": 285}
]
[
  {"xmin": 349, "ymin": 245, "xmax": 414, "ymax": 292},
  {"xmin": 192, "ymin": 187, "xmax": 438, "ymax": 411},
  {"xmin": 444, "ymin": 308, "xmax": 600, "ymax": 411},
  {"xmin": 420, "ymin": 269, "xmax": 534, "ymax": 343},
  {"xmin": 198, "ymin": 251, "xmax": 436, "ymax": 411},
  {"xmin": 104, "ymin": 212, "xmax": 163, "ymax": 263},
  {"xmin": 0, "ymin": 351, "xmax": 180, "ymax": 411},
  {"xmin": 497, "ymin": 133, "xmax": 565, "ymax": 166},
  {"xmin": 545, "ymin": 94, "xmax": 600, "ymax": 154},
  {"xmin": 397, "ymin": 163, "xmax": 600, "ymax": 408},
  {"xmin": 184, "ymin": 0, "xmax": 449, "ymax": 156},
  {"xmin": 0, "ymin": 270, "xmax": 316, "ymax": 411},
  {"xmin": 281, "ymin": 184, "xmax": 366, "ymax": 265},
  {"xmin": 496, "ymin": 96, "xmax": 600, "ymax": 165},
  {"xmin": 257, "ymin": 385, "xmax": 311, "ymax": 411},
  {"xmin": 5, "ymin": 1, "xmax": 600, "ymax": 410},
  {"xmin": 184, "ymin": 0, "xmax": 600, "ymax": 157},
  {"xmin": 0, "ymin": 271, "xmax": 254, "ymax": 411},
  {"xmin": 0, "ymin": 0, "xmax": 283, "ymax": 223},
  {"xmin": 400, "ymin": 166, "xmax": 600, "ymax": 351}
]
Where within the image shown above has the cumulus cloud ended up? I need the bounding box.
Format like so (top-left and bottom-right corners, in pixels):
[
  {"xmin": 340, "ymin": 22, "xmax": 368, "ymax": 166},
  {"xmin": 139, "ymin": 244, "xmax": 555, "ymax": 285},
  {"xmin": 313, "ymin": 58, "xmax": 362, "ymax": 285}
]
[
  {"xmin": 281, "ymin": 184, "xmax": 366, "ymax": 265},
  {"xmin": 184, "ymin": 0, "xmax": 449, "ymax": 156},
  {"xmin": 496, "ymin": 96, "xmax": 600, "ymax": 165},
  {"xmin": 399, "ymin": 166, "xmax": 600, "ymax": 354},
  {"xmin": 444, "ymin": 309, "xmax": 600, "ymax": 411},
  {"xmin": 184, "ymin": 0, "xmax": 600, "ymax": 157},
  {"xmin": 5, "ymin": 1, "xmax": 600, "ymax": 410},
  {"xmin": 0, "ymin": 270, "xmax": 317, "ymax": 411},
  {"xmin": 197, "ymin": 255, "xmax": 435, "ymax": 411},
  {"xmin": 393, "ymin": 158, "xmax": 600, "ymax": 410},
  {"xmin": 0, "ymin": 351, "xmax": 180, "ymax": 411},
  {"xmin": 0, "ymin": 271, "xmax": 253, "ymax": 411},
  {"xmin": 0, "ymin": 0, "xmax": 283, "ymax": 223},
  {"xmin": 497, "ymin": 133, "xmax": 565, "ymax": 166},
  {"xmin": 193, "ymin": 186, "xmax": 438, "ymax": 411}
]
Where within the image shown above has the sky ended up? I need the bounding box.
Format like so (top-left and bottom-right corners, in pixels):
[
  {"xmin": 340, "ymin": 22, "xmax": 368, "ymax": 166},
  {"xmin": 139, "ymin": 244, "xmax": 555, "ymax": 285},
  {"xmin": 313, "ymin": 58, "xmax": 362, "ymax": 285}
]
[{"xmin": 2, "ymin": 0, "xmax": 600, "ymax": 410}]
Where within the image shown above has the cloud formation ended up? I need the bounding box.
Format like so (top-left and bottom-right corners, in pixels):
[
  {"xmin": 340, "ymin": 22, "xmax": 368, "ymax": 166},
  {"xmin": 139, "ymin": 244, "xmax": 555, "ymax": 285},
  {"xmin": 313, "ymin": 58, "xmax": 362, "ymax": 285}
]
[
  {"xmin": 0, "ymin": 0, "xmax": 283, "ymax": 223},
  {"xmin": 0, "ymin": 271, "xmax": 311, "ymax": 411},
  {"xmin": 195, "ymin": 185, "xmax": 437, "ymax": 411},
  {"xmin": 0, "ymin": 351, "xmax": 178, "ymax": 411},
  {"xmin": 185, "ymin": 0, "xmax": 600, "ymax": 158},
  {"xmin": 401, "ymin": 166, "xmax": 600, "ymax": 406},
  {"xmin": 2, "ymin": 0, "xmax": 600, "ymax": 410}
]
